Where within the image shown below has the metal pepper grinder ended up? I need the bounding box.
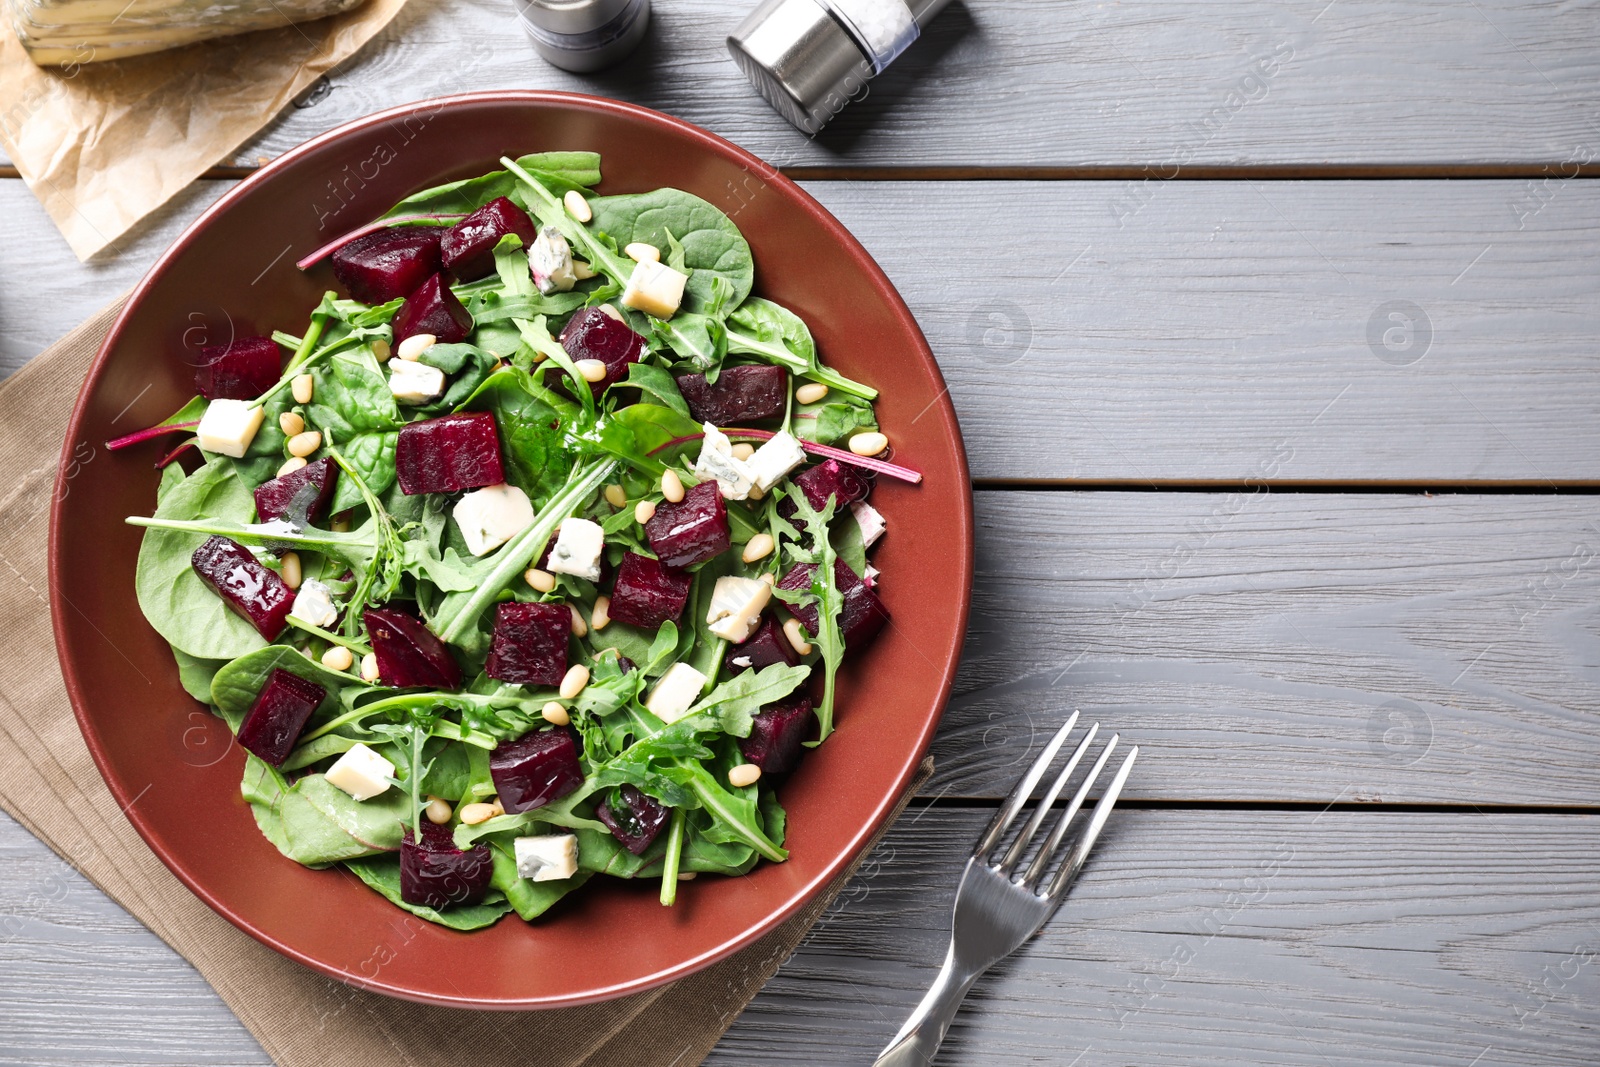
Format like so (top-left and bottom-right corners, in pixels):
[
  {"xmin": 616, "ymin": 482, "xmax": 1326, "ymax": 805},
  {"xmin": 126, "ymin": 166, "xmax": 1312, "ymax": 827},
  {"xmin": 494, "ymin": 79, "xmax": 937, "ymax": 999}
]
[
  {"xmin": 516, "ymin": 0, "xmax": 651, "ymax": 73},
  {"xmin": 727, "ymin": 0, "xmax": 954, "ymax": 134}
]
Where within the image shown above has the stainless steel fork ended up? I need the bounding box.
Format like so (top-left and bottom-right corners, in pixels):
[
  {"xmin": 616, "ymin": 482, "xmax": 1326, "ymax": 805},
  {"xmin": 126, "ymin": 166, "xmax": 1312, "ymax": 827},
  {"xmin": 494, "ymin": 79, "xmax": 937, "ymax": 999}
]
[{"xmin": 873, "ymin": 712, "xmax": 1138, "ymax": 1066}]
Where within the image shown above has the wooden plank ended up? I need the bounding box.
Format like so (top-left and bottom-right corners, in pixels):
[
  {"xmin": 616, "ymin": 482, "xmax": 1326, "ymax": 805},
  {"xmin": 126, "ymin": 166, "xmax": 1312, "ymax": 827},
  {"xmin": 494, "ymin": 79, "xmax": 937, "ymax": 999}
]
[
  {"xmin": 6, "ymin": 179, "xmax": 1598, "ymax": 483},
  {"xmin": 4, "ymin": 0, "xmax": 1582, "ymax": 171},
  {"xmin": 928, "ymin": 491, "xmax": 1600, "ymax": 805},
  {"xmin": 711, "ymin": 808, "xmax": 1600, "ymax": 1066},
  {"xmin": 6, "ymin": 807, "xmax": 1598, "ymax": 1066}
]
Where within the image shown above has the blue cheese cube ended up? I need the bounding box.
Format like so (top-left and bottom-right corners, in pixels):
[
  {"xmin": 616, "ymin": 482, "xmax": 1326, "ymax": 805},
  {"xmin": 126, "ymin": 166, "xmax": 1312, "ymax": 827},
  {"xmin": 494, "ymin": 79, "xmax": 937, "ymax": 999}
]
[
  {"xmin": 195, "ymin": 399, "xmax": 264, "ymax": 458},
  {"xmin": 454, "ymin": 483, "xmax": 535, "ymax": 557},
  {"xmin": 851, "ymin": 500, "xmax": 887, "ymax": 548},
  {"xmin": 529, "ymin": 226, "xmax": 578, "ymax": 295},
  {"xmin": 706, "ymin": 575, "xmax": 772, "ymax": 642},
  {"xmin": 324, "ymin": 743, "xmax": 395, "ymax": 801},
  {"xmin": 746, "ymin": 431, "xmax": 808, "ymax": 491},
  {"xmin": 291, "ymin": 578, "xmax": 338, "ymax": 629},
  {"xmin": 546, "ymin": 517, "xmax": 605, "ymax": 581},
  {"xmin": 693, "ymin": 423, "xmax": 755, "ymax": 500},
  {"xmin": 389, "ymin": 358, "xmax": 446, "ymax": 404},
  {"xmin": 621, "ymin": 259, "xmax": 688, "ymax": 319},
  {"xmin": 514, "ymin": 833, "xmax": 578, "ymax": 882},
  {"xmin": 646, "ymin": 662, "xmax": 709, "ymax": 724}
]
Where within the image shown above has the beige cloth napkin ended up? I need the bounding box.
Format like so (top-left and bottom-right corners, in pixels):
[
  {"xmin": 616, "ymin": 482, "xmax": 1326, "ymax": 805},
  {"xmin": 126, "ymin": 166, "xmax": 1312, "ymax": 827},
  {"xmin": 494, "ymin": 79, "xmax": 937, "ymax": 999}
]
[
  {"xmin": 0, "ymin": 299, "xmax": 932, "ymax": 1066},
  {"xmin": 0, "ymin": 0, "xmax": 407, "ymax": 262}
]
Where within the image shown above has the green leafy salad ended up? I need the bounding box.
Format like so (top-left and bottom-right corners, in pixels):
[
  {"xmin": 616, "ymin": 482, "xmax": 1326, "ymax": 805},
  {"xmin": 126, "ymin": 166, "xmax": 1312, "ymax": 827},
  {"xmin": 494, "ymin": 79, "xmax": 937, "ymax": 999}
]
[{"xmin": 114, "ymin": 151, "xmax": 921, "ymax": 928}]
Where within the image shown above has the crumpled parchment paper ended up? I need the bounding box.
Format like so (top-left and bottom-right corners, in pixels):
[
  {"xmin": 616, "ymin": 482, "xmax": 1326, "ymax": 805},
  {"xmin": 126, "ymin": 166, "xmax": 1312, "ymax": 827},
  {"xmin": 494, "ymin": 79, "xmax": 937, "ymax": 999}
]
[{"xmin": 0, "ymin": 0, "xmax": 408, "ymax": 261}]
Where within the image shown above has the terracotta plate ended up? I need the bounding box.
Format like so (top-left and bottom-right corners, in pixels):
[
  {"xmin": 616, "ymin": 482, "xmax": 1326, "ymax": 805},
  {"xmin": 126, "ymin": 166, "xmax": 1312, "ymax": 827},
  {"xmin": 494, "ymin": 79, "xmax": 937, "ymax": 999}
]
[{"xmin": 50, "ymin": 92, "xmax": 972, "ymax": 1008}]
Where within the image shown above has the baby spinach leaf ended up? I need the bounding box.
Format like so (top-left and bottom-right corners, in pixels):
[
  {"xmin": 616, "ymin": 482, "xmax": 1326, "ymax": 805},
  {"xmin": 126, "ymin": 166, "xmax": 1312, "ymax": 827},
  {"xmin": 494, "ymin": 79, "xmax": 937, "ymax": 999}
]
[
  {"xmin": 380, "ymin": 151, "xmax": 602, "ymax": 220},
  {"xmin": 458, "ymin": 367, "xmax": 576, "ymax": 503},
  {"xmin": 345, "ymin": 853, "xmax": 513, "ymax": 931},
  {"xmin": 211, "ymin": 644, "xmax": 360, "ymax": 729},
  {"xmin": 726, "ymin": 298, "xmax": 877, "ymax": 401},
  {"xmin": 134, "ymin": 457, "xmax": 266, "ymax": 660},
  {"xmin": 794, "ymin": 393, "xmax": 878, "ymax": 446},
  {"xmin": 172, "ymin": 649, "xmax": 226, "ymax": 703},
  {"xmin": 242, "ymin": 753, "xmax": 410, "ymax": 866},
  {"xmin": 488, "ymin": 842, "xmax": 591, "ymax": 920},
  {"xmin": 588, "ymin": 189, "xmax": 754, "ymax": 314},
  {"xmin": 306, "ymin": 344, "xmax": 404, "ymax": 510}
]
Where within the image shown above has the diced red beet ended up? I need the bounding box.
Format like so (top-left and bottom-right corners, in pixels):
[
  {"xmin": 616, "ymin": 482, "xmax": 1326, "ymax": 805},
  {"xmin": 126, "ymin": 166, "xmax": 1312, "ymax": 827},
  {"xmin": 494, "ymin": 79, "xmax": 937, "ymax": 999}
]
[
  {"xmin": 331, "ymin": 227, "xmax": 444, "ymax": 305},
  {"xmin": 394, "ymin": 411, "xmax": 504, "ymax": 495},
  {"xmin": 643, "ymin": 480, "xmax": 730, "ymax": 568},
  {"xmin": 253, "ymin": 456, "xmax": 338, "ymax": 525},
  {"xmin": 740, "ymin": 694, "xmax": 814, "ymax": 775},
  {"xmin": 489, "ymin": 728, "xmax": 584, "ymax": 813},
  {"xmin": 400, "ymin": 822, "xmax": 494, "ymax": 909},
  {"xmin": 194, "ymin": 336, "xmax": 281, "ymax": 401},
  {"xmin": 727, "ymin": 614, "xmax": 800, "ymax": 675},
  {"xmin": 439, "ymin": 197, "xmax": 537, "ymax": 282},
  {"xmin": 236, "ymin": 669, "xmax": 326, "ymax": 767},
  {"xmin": 485, "ymin": 601, "xmax": 569, "ymax": 686},
  {"xmin": 594, "ymin": 784, "xmax": 670, "ymax": 854},
  {"xmin": 606, "ymin": 552, "xmax": 691, "ymax": 630},
  {"xmin": 675, "ymin": 365, "xmax": 787, "ymax": 425},
  {"xmin": 364, "ymin": 607, "xmax": 462, "ymax": 689},
  {"xmin": 778, "ymin": 559, "xmax": 890, "ymax": 650},
  {"xmin": 392, "ymin": 273, "xmax": 472, "ymax": 345},
  {"xmin": 549, "ymin": 308, "xmax": 646, "ymax": 397},
  {"xmin": 779, "ymin": 458, "xmax": 871, "ymax": 521},
  {"xmin": 191, "ymin": 536, "xmax": 294, "ymax": 641}
]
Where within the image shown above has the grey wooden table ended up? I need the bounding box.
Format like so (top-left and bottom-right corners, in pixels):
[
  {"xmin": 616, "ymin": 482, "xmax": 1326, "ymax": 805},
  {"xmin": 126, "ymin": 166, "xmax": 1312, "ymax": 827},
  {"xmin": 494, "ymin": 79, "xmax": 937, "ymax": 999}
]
[{"xmin": 5, "ymin": 0, "xmax": 1600, "ymax": 1063}]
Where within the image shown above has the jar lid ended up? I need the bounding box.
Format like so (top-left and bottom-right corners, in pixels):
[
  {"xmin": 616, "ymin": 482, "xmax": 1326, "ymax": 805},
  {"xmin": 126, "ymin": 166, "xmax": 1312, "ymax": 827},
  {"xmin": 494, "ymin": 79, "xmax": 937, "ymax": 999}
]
[
  {"xmin": 522, "ymin": 0, "xmax": 638, "ymax": 36},
  {"xmin": 726, "ymin": 0, "xmax": 875, "ymax": 135}
]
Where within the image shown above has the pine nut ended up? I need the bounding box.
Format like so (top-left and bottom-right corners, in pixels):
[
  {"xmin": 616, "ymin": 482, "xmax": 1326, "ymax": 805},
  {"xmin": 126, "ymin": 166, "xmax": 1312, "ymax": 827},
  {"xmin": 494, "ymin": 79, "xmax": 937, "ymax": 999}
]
[
  {"xmin": 291, "ymin": 374, "xmax": 315, "ymax": 404},
  {"xmin": 742, "ymin": 533, "xmax": 774, "ymax": 563},
  {"xmin": 559, "ymin": 664, "xmax": 590, "ymax": 700},
  {"xmin": 576, "ymin": 358, "xmax": 609, "ymax": 383},
  {"xmin": 591, "ymin": 595, "xmax": 611, "ymax": 630},
  {"xmin": 760, "ymin": 571, "xmax": 776, "ymax": 586},
  {"xmin": 459, "ymin": 802, "xmax": 497, "ymax": 826},
  {"xmin": 360, "ymin": 653, "xmax": 380, "ymax": 681},
  {"xmin": 563, "ymin": 190, "xmax": 592, "ymax": 222},
  {"xmin": 570, "ymin": 603, "xmax": 588, "ymax": 638},
  {"xmin": 331, "ymin": 513, "xmax": 351, "ymax": 533},
  {"xmin": 287, "ymin": 430, "xmax": 322, "ymax": 458},
  {"xmin": 542, "ymin": 701, "xmax": 570, "ymax": 726},
  {"xmin": 598, "ymin": 303, "xmax": 623, "ymax": 321},
  {"xmin": 731, "ymin": 442, "xmax": 755, "ymax": 461},
  {"xmin": 321, "ymin": 645, "xmax": 354, "ymax": 671},
  {"xmin": 397, "ymin": 333, "xmax": 435, "ymax": 361},
  {"xmin": 625, "ymin": 242, "xmax": 660, "ymax": 263},
  {"xmin": 728, "ymin": 763, "xmax": 762, "ymax": 788},
  {"xmin": 604, "ymin": 483, "xmax": 627, "ymax": 508},
  {"xmin": 678, "ymin": 871, "xmax": 697, "ymax": 881},
  {"xmin": 424, "ymin": 796, "xmax": 453, "ymax": 824},
  {"xmin": 572, "ymin": 260, "xmax": 596, "ymax": 280},
  {"xmin": 279, "ymin": 411, "xmax": 305, "ymax": 436},
  {"xmin": 277, "ymin": 456, "xmax": 308, "ymax": 478},
  {"xmin": 280, "ymin": 551, "xmax": 303, "ymax": 590},
  {"xmin": 747, "ymin": 483, "xmax": 765, "ymax": 501},
  {"xmin": 795, "ymin": 382, "xmax": 829, "ymax": 405},
  {"xmin": 661, "ymin": 469, "xmax": 685, "ymax": 503},
  {"xmin": 849, "ymin": 431, "xmax": 888, "ymax": 457},
  {"xmin": 525, "ymin": 567, "xmax": 557, "ymax": 593},
  {"xmin": 634, "ymin": 499, "xmax": 657, "ymax": 524},
  {"xmin": 491, "ymin": 798, "xmax": 505, "ymax": 816},
  {"xmin": 370, "ymin": 338, "xmax": 391, "ymax": 363},
  {"xmin": 782, "ymin": 618, "xmax": 813, "ymax": 656}
]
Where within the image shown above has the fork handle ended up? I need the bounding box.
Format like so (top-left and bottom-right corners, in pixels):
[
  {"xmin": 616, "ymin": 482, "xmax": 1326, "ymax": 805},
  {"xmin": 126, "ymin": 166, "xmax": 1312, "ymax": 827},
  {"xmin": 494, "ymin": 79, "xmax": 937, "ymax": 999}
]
[{"xmin": 872, "ymin": 944, "xmax": 981, "ymax": 1067}]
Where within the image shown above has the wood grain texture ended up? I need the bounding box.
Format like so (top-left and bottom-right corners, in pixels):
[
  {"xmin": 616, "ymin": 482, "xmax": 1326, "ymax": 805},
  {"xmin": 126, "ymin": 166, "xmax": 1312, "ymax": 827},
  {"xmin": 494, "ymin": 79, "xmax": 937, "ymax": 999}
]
[
  {"xmin": 3, "ymin": 0, "xmax": 1587, "ymax": 172},
  {"xmin": 6, "ymin": 178, "xmax": 1599, "ymax": 483},
  {"xmin": 931, "ymin": 491, "xmax": 1600, "ymax": 805},
  {"xmin": 6, "ymin": 807, "xmax": 1599, "ymax": 1067}
]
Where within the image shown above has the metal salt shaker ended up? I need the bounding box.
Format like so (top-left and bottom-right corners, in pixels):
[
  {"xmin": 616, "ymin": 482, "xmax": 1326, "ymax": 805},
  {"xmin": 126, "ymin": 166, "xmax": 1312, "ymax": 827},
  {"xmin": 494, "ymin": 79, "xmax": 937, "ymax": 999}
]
[
  {"xmin": 516, "ymin": 0, "xmax": 651, "ymax": 73},
  {"xmin": 727, "ymin": 0, "xmax": 954, "ymax": 134}
]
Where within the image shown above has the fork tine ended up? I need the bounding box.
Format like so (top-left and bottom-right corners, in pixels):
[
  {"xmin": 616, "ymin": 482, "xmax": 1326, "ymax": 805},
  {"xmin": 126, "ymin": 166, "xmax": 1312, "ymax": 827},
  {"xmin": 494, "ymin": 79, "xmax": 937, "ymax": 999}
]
[
  {"xmin": 1045, "ymin": 745, "xmax": 1138, "ymax": 898},
  {"xmin": 1019, "ymin": 734, "xmax": 1118, "ymax": 887},
  {"xmin": 971, "ymin": 711, "xmax": 1079, "ymax": 861},
  {"xmin": 997, "ymin": 723, "xmax": 1099, "ymax": 873}
]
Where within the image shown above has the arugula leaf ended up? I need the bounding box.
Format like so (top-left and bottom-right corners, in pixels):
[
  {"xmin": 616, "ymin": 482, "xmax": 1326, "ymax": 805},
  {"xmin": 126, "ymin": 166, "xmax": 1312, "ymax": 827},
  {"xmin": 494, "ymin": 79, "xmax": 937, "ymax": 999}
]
[
  {"xmin": 345, "ymin": 853, "xmax": 513, "ymax": 930},
  {"xmin": 726, "ymin": 297, "xmax": 877, "ymax": 401},
  {"xmin": 380, "ymin": 152, "xmax": 602, "ymax": 220},
  {"xmin": 774, "ymin": 487, "xmax": 846, "ymax": 743},
  {"xmin": 794, "ymin": 393, "xmax": 878, "ymax": 446},
  {"xmin": 133, "ymin": 458, "xmax": 266, "ymax": 660},
  {"xmin": 622, "ymin": 363, "xmax": 690, "ymax": 416},
  {"xmin": 684, "ymin": 662, "xmax": 811, "ymax": 737}
]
